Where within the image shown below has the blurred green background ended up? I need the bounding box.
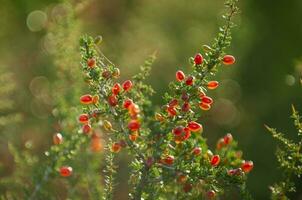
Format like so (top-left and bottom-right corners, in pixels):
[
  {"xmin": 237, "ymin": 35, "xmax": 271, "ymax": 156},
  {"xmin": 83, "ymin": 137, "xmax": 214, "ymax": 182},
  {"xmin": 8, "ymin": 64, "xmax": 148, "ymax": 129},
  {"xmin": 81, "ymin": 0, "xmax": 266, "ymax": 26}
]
[{"xmin": 0, "ymin": 0, "xmax": 302, "ymax": 199}]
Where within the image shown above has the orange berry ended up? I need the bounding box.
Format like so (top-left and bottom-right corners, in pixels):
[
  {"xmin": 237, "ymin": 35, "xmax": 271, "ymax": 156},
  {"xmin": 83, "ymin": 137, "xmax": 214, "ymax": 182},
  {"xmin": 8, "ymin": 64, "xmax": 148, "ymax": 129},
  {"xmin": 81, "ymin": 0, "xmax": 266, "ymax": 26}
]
[
  {"xmin": 199, "ymin": 102, "xmax": 211, "ymax": 111},
  {"xmin": 207, "ymin": 81, "xmax": 219, "ymax": 90},
  {"xmin": 187, "ymin": 121, "xmax": 203, "ymax": 133},
  {"xmin": 222, "ymin": 55, "xmax": 235, "ymax": 65},
  {"xmin": 87, "ymin": 58, "xmax": 96, "ymax": 68},
  {"xmin": 53, "ymin": 133, "xmax": 63, "ymax": 145},
  {"xmin": 92, "ymin": 95, "xmax": 99, "ymax": 104},
  {"xmin": 60, "ymin": 166, "xmax": 73, "ymax": 177},
  {"xmin": 241, "ymin": 160, "xmax": 254, "ymax": 173},
  {"xmin": 90, "ymin": 136, "xmax": 102, "ymax": 152},
  {"xmin": 216, "ymin": 138, "xmax": 225, "ymax": 150},
  {"xmin": 80, "ymin": 94, "xmax": 93, "ymax": 104},
  {"xmin": 201, "ymin": 96, "xmax": 213, "ymax": 105},
  {"xmin": 111, "ymin": 142, "xmax": 122, "ymax": 153},
  {"xmin": 78, "ymin": 114, "xmax": 89, "ymax": 124},
  {"xmin": 129, "ymin": 132, "xmax": 139, "ymax": 141},
  {"xmin": 177, "ymin": 174, "xmax": 187, "ymax": 184}
]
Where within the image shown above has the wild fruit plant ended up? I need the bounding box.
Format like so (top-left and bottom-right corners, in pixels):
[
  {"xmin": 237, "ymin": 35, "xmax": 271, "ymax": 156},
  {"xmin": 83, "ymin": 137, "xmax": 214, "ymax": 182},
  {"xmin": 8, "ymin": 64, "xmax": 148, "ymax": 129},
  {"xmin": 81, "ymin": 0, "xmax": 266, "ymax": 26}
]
[{"xmin": 61, "ymin": 0, "xmax": 257, "ymax": 199}]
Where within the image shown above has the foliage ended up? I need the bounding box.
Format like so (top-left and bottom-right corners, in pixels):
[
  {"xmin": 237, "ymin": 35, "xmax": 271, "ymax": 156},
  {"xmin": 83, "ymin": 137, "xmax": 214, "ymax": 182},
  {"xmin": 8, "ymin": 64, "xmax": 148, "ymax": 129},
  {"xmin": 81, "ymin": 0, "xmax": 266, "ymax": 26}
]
[{"xmin": 266, "ymin": 106, "xmax": 302, "ymax": 200}]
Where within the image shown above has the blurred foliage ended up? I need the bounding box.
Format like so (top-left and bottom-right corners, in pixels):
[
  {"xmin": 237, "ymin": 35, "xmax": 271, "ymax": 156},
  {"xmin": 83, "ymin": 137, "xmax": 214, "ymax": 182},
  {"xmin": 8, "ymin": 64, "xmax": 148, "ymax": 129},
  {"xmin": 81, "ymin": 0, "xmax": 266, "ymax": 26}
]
[{"xmin": 0, "ymin": 0, "xmax": 301, "ymax": 199}]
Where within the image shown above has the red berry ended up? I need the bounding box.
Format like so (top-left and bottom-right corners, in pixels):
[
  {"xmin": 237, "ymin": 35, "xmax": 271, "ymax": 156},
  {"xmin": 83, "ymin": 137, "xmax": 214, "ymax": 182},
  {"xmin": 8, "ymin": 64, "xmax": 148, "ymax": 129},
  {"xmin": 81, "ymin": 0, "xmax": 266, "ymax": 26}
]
[
  {"xmin": 169, "ymin": 99, "xmax": 178, "ymax": 107},
  {"xmin": 241, "ymin": 160, "xmax": 254, "ymax": 173},
  {"xmin": 53, "ymin": 133, "xmax": 63, "ymax": 145},
  {"xmin": 183, "ymin": 183, "xmax": 192, "ymax": 193},
  {"xmin": 227, "ymin": 168, "xmax": 242, "ymax": 176},
  {"xmin": 223, "ymin": 133, "xmax": 233, "ymax": 145},
  {"xmin": 80, "ymin": 94, "xmax": 93, "ymax": 104},
  {"xmin": 87, "ymin": 58, "xmax": 96, "ymax": 68},
  {"xmin": 210, "ymin": 155, "xmax": 220, "ymax": 166},
  {"xmin": 123, "ymin": 99, "xmax": 133, "ymax": 109},
  {"xmin": 176, "ymin": 70, "xmax": 185, "ymax": 81},
  {"xmin": 108, "ymin": 95, "xmax": 118, "ymax": 106},
  {"xmin": 207, "ymin": 81, "xmax": 219, "ymax": 90},
  {"xmin": 128, "ymin": 120, "xmax": 140, "ymax": 131},
  {"xmin": 199, "ymin": 102, "xmax": 211, "ymax": 111},
  {"xmin": 78, "ymin": 114, "xmax": 89, "ymax": 124},
  {"xmin": 60, "ymin": 166, "xmax": 73, "ymax": 177},
  {"xmin": 185, "ymin": 76, "xmax": 195, "ymax": 86},
  {"xmin": 111, "ymin": 142, "xmax": 122, "ymax": 153},
  {"xmin": 167, "ymin": 106, "xmax": 177, "ymax": 117},
  {"xmin": 187, "ymin": 121, "xmax": 203, "ymax": 132},
  {"xmin": 201, "ymin": 96, "xmax": 213, "ymax": 105},
  {"xmin": 194, "ymin": 53, "xmax": 203, "ymax": 65},
  {"xmin": 122, "ymin": 80, "xmax": 133, "ymax": 91},
  {"xmin": 112, "ymin": 83, "xmax": 121, "ymax": 95},
  {"xmin": 163, "ymin": 155, "xmax": 174, "ymax": 165},
  {"xmin": 181, "ymin": 102, "xmax": 190, "ymax": 112},
  {"xmin": 90, "ymin": 135, "xmax": 102, "ymax": 152},
  {"xmin": 222, "ymin": 55, "xmax": 235, "ymax": 65},
  {"xmin": 173, "ymin": 126, "xmax": 185, "ymax": 136},
  {"xmin": 82, "ymin": 124, "xmax": 91, "ymax": 135},
  {"xmin": 207, "ymin": 190, "xmax": 216, "ymax": 199},
  {"xmin": 192, "ymin": 147, "xmax": 202, "ymax": 155}
]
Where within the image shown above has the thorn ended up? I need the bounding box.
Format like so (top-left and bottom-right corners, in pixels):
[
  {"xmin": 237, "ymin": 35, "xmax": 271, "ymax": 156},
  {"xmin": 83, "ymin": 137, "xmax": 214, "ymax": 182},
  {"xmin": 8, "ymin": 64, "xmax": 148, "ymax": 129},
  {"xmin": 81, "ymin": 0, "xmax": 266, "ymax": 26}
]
[
  {"xmin": 291, "ymin": 104, "xmax": 296, "ymax": 113},
  {"xmin": 264, "ymin": 124, "xmax": 271, "ymax": 130}
]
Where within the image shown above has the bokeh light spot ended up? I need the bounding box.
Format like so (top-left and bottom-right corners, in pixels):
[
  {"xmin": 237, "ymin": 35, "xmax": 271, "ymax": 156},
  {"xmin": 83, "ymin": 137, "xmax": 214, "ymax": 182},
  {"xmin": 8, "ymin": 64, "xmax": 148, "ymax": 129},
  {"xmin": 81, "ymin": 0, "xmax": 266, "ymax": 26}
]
[{"xmin": 26, "ymin": 10, "xmax": 47, "ymax": 32}]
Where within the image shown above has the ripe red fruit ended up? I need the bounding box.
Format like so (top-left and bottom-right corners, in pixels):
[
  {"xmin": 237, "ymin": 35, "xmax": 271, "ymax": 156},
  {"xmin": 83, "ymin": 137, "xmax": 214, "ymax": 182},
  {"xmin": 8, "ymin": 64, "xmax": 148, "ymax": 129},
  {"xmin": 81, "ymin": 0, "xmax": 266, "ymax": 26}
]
[
  {"xmin": 181, "ymin": 102, "xmax": 190, "ymax": 112},
  {"xmin": 128, "ymin": 120, "xmax": 140, "ymax": 131},
  {"xmin": 199, "ymin": 102, "xmax": 211, "ymax": 111},
  {"xmin": 201, "ymin": 96, "xmax": 213, "ymax": 105},
  {"xmin": 185, "ymin": 76, "xmax": 195, "ymax": 86},
  {"xmin": 80, "ymin": 94, "xmax": 93, "ymax": 104},
  {"xmin": 211, "ymin": 155, "xmax": 220, "ymax": 166},
  {"xmin": 176, "ymin": 70, "xmax": 185, "ymax": 82},
  {"xmin": 241, "ymin": 160, "xmax": 254, "ymax": 173},
  {"xmin": 192, "ymin": 147, "xmax": 202, "ymax": 155},
  {"xmin": 222, "ymin": 55, "xmax": 235, "ymax": 65},
  {"xmin": 111, "ymin": 142, "xmax": 122, "ymax": 153},
  {"xmin": 108, "ymin": 95, "xmax": 118, "ymax": 106},
  {"xmin": 53, "ymin": 133, "xmax": 63, "ymax": 145},
  {"xmin": 112, "ymin": 83, "xmax": 121, "ymax": 95},
  {"xmin": 183, "ymin": 183, "xmax": 192, "ymax": 193},
  {"xmin": 82, "ymin": 124, "xmax": 91, "ymax": 135},
  {"xmin": 87, "ymin": 58, "xmax": 96, "ymax": 68},
  {"xmin": 167, "ymin": 106, "xmax": 177, "ymax": 117},
  {"xmin": 78, "ymin": 114, "xmax": 89, "ymax": 124},
  {"xmin": 173, "ymin": 126, "xmax": 185, "ymax": 136},
  {"xmin": 60, "ymin": 166, "xmax": 73, "ymax": 177},
  {"xmin": 194, "ymin": 53, "xmax": 203, "ymax": 65},
  {"xmin": 207, "ymin": 81, "xmax": 219, "ymax": 90},
  {"xmin": 90, "ymin": 135, "xmax": 102, "ymax": 152},
  {"xmin": 227, "ymin": 168, "xmax": 242, "ymax": 176},
  {"xmin": 224, "ymin": 133, "xmax": 233, "ymax": 145},
  {"xmin": 123, "ymin": 99, "xmax": 133, "ymax": 109},
  {"xmin": 122, "ymin": 80, "xmax": 133, "ymax": 91},
  {"xmin": 187, "ymin": 121, "xmax": 203, "ymax": 132},
  {"xmin": 169, "ymin": 99, "xmax": 178, "ymax": 107},
  {"xmin": 207, "ymin": 190, "xmax": 216, "ymax": 199},
  {"xmin": 128, "ymin": 103, "xmax": 140, "ymax": 117},
  {"xmin": 163, "ymin": 155, "xmax": 174, "ymax": 165}
]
